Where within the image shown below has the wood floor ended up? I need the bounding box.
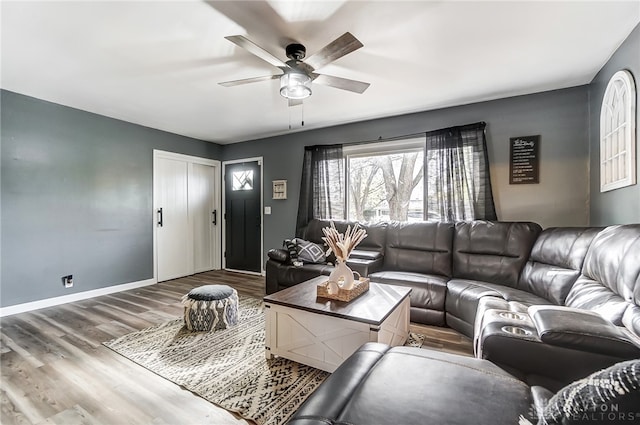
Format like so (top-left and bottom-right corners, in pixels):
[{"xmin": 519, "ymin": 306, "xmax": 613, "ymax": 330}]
[{"xmin": 1, "ymin": 270, "xmax": 472, "ymax": 425}]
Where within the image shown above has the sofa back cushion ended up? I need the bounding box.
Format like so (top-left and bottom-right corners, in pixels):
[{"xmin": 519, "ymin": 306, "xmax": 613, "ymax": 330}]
[
  {"xmin": 302, "ymin": 219, "xmax": 388, "ymax": 253},
  {"xmin": 517, "ymin": 227, "xmax": 602, "ymax": 305},
  {"xmin": 453, "ymin": 221, "xmax": 542, "ymax": 287},
  {"xmin": 383, "ymin": 221, "xmax": 454, "ymax": 276},
  {"xmin": 565, "ymin": 224, "xmax": 640, "ymax": 329}
]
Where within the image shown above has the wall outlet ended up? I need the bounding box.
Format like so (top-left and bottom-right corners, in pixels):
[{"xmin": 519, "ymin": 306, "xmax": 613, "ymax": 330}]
[{"xmin": 62, "ymin": 275, "xmax": 73, "ymax": 288}]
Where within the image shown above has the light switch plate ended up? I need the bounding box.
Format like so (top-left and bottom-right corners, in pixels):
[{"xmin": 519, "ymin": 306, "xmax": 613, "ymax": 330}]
[{"xmin": 265, "ymin": 206, "xmax": 272, "ymax": 215}]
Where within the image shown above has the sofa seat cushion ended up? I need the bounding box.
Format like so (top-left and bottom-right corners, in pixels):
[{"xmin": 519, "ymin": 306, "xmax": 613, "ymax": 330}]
[
  {"xmin": 289, "ymin": 343, "xmax": 534, "ymax": 425},
  {"xmin": 369, "ymin": 271, "xmax": 447, "ymax": 325},
  {"xmin": 446, "ymin": 279, "xmax": 550, "ymax": 337}
]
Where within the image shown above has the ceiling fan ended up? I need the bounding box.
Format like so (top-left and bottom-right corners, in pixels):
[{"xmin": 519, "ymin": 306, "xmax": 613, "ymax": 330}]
[{"xmin": 219, "ymin": 32, "xmax": 370, "ymax": 106}]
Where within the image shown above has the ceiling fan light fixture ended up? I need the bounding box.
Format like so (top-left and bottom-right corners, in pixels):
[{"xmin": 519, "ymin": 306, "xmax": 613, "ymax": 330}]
[{"xmin": 280, "ymin": 72, "xmax": 312, "ymax": 100}]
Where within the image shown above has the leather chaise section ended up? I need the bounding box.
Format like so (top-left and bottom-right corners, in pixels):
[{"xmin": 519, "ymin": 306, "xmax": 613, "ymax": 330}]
[{"xmin": 289, "ymin": 343, "xmax": 533, "ymax": 425}]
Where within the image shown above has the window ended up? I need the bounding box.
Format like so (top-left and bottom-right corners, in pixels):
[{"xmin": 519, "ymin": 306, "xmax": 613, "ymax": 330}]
[
  {"xmin": 600, "ymin": 70, "xmax": 636, "ymax": 192},
  {"xmin": 345, "ymin": 138, "xmax": 425, "ymax": 223},
  {"xmin": 232, "ymin": 170, "xmax": 253, "ymax": 191},
  {"xmin": 297, "ymin": 123, "xmax": 495, "ymax": 229}
]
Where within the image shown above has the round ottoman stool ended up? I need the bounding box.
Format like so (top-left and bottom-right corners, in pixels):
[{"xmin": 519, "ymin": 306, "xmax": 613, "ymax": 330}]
[{"xmin": 181, "ymin": 285, "xmax": 239, "ymax": 332}]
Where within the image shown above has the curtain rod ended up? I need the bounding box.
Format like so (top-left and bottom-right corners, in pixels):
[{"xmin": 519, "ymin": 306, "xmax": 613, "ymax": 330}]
[
  {"xmin": 344, "ymin": 131, "xmax": 426, "ymax": 147},
  {"xmin": 343, "ymin": 121, "xmax": 486, "ymax": 147}
]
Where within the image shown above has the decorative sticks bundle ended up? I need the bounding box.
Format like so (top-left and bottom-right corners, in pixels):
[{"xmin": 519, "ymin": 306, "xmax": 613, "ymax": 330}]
[{"xmin": 322, "ymin": 221, "xmax": 367, "ymax": 262}]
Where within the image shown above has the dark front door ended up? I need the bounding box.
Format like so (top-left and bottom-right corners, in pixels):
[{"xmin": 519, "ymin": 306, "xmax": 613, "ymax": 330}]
[{"xmin": 224, "ymin": 161, "xmax": 261, "ymax": 273}]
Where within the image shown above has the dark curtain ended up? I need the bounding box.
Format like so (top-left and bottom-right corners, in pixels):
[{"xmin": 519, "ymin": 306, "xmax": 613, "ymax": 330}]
[
  {"xmin": 425, "ymin": 122, "xmax": 497, "ymax": 221},
  {"xmin": 295, "ymin": 144, "xmax": 345, "ymax": 236}
]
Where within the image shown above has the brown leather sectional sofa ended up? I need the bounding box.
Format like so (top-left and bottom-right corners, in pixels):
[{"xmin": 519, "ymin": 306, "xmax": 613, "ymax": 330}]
[{"xmin": 266, "ymin": 219, "xmax": 640, "ymax": 387}]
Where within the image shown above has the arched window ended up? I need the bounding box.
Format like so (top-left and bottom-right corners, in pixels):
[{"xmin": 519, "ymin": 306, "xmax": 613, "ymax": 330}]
[{"xmin": 600, "ymin": 70, "xmax": 636, "ymax": 192}]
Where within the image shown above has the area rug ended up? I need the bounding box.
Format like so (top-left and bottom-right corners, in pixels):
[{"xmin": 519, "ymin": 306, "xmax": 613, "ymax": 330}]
[{"xmin": 104, "ymin": 297, "xmax": 427, "ymax": 425}]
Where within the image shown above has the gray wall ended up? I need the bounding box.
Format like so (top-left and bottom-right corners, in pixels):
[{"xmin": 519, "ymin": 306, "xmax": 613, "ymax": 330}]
[
  {"xmin": 589, "ymin": 24, "xmax": 640, "ymax": 225},
  {"xmin": 1, "ymin": 90, "xmax": 222, "ymax": 307},
  {"xmin": 8, "ymin": 20, "xmax": 639, "ymax": 308},
  {"xmin": 223, "ymin": 86, "xmax": 591, "ymax": 265}
]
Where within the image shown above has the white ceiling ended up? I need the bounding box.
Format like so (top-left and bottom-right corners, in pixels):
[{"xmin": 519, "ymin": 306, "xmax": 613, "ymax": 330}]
[{"xmin": 2, "ymin": 1, "xmax": 639, "ymax": 144}]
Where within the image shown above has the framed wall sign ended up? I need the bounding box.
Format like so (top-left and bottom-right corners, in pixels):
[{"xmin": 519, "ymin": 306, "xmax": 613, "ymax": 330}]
[
  {"xmin": 509, "ymin": 135, "xmax": 540, "ymax": 184},
  {"xmin": 272, "ymin": 180, "xmax": 287, "ymax": 199}
]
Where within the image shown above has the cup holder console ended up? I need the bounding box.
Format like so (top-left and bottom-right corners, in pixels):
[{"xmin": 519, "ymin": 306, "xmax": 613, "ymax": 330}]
[
  {"xmin": 498, "ymin": 312, "xmax": 527, "ymax": 321},
  {"xmin": 477, "ymin": 310, "xmax": 540, "ymax": 361},
  {"xmin": 501, "ymin": 325, "xmax": 532, "ymax": 336}
]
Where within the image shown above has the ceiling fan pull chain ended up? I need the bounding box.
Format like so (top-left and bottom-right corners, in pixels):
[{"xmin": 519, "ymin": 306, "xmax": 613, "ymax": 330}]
[{"xmin": 301, "ymin": 103, "xmax": 305, "ymax": 127}]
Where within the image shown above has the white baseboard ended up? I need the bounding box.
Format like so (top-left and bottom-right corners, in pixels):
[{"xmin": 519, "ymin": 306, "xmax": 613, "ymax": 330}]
[{"xmin": 0, "ymin": 278, "xmax": 157, "ymax": 318}]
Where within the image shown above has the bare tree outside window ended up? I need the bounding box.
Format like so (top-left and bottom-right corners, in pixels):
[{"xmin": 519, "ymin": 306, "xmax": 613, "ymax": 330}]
[
  {"xmin": 349, "ymin": 158, "xmax": 384, "ymax": 221},
  {"xmin": 348, "ymin": 150, "xmax": 424, "ymax": 222}
]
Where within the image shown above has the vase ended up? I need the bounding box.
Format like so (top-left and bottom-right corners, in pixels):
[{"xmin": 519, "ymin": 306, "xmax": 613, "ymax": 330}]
[{"xmin": 328, "ymin": 260, "xmax": 356, "ymax": 291}]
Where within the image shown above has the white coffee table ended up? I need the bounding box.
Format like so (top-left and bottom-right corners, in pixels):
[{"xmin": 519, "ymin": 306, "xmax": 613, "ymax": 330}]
[{"xmin": 264, "ymin": 276, "xmax": 411, "ymax": 372}]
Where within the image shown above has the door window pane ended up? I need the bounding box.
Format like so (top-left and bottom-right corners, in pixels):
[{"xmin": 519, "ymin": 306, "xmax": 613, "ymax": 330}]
[{"xmin": 232, "ymin": 170, "xmax": 253, "ymax": 191}]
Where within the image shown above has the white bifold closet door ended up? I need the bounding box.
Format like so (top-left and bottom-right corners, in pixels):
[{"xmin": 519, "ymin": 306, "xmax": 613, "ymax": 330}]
[
  {"xmin": 190, "ymin": 163, "xmax": 216, "ymax": 273},
  {"xmin": 155, "ymin": 153, "xmax": 218, "ymax": 282}
]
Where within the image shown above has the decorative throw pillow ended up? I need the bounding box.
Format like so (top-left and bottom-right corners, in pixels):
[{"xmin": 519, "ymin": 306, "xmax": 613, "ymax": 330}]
[
  {"xmin": 292, "ymin": 238, "xmax": 326, "ymax": 264},
  {"xmin": 283, "ymin": 239, "xmax": 298, "ymax": 261},
  {"xmin": 537, "ymin": 359, "xmax": 640, "ymax": 425}
]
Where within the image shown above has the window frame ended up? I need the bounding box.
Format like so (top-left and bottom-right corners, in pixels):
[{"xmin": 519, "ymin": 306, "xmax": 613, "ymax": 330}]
[{"xmin": 600, "ymin": 69, "xmax": 637, "ymax": 192}]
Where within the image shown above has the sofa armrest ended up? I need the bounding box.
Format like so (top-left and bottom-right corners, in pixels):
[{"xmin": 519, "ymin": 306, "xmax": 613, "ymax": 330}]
[
  {"xmin": 529, "ymin": 306, "xmax": 640, "ymax": 358},
  {"xmin": 267, "ymin": 248, "xmax": 290, "ymax": 263}
]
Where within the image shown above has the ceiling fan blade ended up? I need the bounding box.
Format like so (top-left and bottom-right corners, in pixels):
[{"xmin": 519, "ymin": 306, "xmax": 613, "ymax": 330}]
[
  {"xmin": 312, "ymin": 73, "xmax": 370, "ymax": 94},
  {"xmin": 225, "ymin": 35, "xmax": 289, "ymax": 69},
  {"xmin": 219, "ymin": 74, "xmax": 281, "ymax": 87},
  {"xmin": 288, "ymin": 98, "xmax": 303, "ymax": 107},
  {"xmin": 304, "ymin": 32, "xmax": 363, "ymax": 71}
]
